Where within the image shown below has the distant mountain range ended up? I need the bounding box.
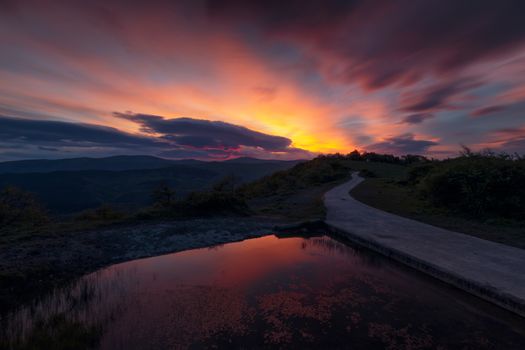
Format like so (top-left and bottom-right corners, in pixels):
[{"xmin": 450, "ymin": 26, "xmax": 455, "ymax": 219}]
[
  {"xmin": 0, "ymin": 156, "xmax": 302, "ymax": 214},
  {"xmin": 0, "ymin": 155, "xmax": 293, "ymax": 174}
]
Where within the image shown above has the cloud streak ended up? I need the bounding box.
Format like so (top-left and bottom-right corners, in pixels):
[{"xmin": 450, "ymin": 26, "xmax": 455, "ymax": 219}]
[
  {"xmin": 115, "ymin": 113, "xmax": 292, "ymax": 151},
  {"xmin": 0, "ymin": 0, "xmax": 525, "ymax": 159},
  {"xmin": 0, "ymin": 114, "xmax": 312, "ymax": 161},
  {"xmin": 401, "ymin": 113, "xmax": 435, "ymax": 124},
  {"xmin": 366, "ymin": 134, "xmax": 438, "ymax": 155}
]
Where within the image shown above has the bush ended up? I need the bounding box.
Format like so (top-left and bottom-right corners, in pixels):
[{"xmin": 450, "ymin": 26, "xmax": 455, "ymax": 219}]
[
  {"xmin": 180, "ymin": 190, "xmax": 249, "ymax": 216},
  {"xmin": 0, "ymin": 186, "xmax": 48, "ymax": 226},
  {"xmin": 146, "ymin": 176, "xmax": 249, "ymax": 218},
  {"xmin": 240, "ymin": 156, "xmax": 351, "ymax": 198},
  {"xmin": 75, "ymin": 205, "xmax": 125, "ymax": 222},
  {"xmin": 151, "ymin": 182, "xmax": 176, "ymax": 208},
  {"xmin": 359, "ymin": 169, "xmax": 376, "ymax": 178},
  {"xmin": 406, "ymin": 163, "xmax": 437, "ymax": 184},
  {"xmin": 418, "ymin": 155, "xmax": 525, "ymax": 219}
]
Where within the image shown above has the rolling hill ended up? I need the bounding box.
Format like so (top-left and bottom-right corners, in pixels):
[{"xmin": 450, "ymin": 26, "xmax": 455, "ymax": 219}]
[{"xmin": 0, "ymin": 156, "xmax": 302, "ymax": 214}]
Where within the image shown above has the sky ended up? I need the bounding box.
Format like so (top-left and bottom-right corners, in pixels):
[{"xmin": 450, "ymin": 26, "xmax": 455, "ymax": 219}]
[{"xmin": 1, "ymin": 0, "xmax": 525, "ymax": 161}]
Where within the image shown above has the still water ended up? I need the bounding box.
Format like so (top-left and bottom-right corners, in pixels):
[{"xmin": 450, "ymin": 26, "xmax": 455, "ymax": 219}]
[{"xmin": 2, "ymin": 234, "xmax": 525, "ymax": 349}]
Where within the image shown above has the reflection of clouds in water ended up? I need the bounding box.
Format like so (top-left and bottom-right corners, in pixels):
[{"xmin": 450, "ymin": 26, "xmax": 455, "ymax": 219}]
[
  {"xmin": 255, "ymin": 267, "xmax": 384, "ymax": 346},
  {"xmin": 2, "ymin": 235, "xmax": 524, "ymax": 349},
  {"xmin": 99, "ymin": 285, "xmax": 255, "ymax": 349},
  {"xmin": 368, "ymin": 323, "xmax": 434, "ymax": 350}
]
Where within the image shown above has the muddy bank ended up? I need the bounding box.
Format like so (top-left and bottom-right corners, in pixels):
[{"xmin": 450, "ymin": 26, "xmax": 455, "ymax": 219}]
[{"xmin": 0, "ymin": 217, "xmax": 290, "ymax": 314}]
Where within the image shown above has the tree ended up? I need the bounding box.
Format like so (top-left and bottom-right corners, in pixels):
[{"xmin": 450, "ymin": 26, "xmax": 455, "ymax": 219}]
[
  {"xmin": 346, "ymin": 150, "xmax": 362, "ymax": 160},
  {"xmin": 212, "ymin": 175, "xmax": 239, "ymax": 194},
  {"xmin": 0, "ymin": 186, "xmax": 48, "ymax": 226},
  {"xmin": 152, "ymin": 182, "xmax": 176, "ymax": 208}
]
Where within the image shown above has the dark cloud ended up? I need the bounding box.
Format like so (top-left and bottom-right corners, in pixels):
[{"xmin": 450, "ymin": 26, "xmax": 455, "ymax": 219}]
[
  {"xmin": 399, "ymin": 78, "xmax": 481, "ymax": 112},
  {"xmin": 470, "ymin": 105, "xmax": 507, "ymax": 117},
  {"xmin": 210, "ymin": 0, "xmax": 525, "ymax": 89},
  {"xmin": 401, "ymin": 113, "xmax": 435, "ymax": 124},
  {"xmin": 0, "ymin": 114, "xmax": 309, "ymax": 161},
  {"xmin": 115, "ymin": 113, "xmax": 292, "ymax": 151},
  {"xmin": 366, "ymin": 133, "xmax": 438, "ymax": 155},
  {"xmin": 207, "ymin": 0, "xmax": 357, "ymax": 29},
  {"xmin": 157, "ymin": 147, "xmax": 232, "ymax": 160},
  {"xmin": 0, "ymin": 115, "xmax": 163, "ymax": 149},
  {"xmin": 37, "ymin": 146, "xmax": 60, "ymax": 152}
]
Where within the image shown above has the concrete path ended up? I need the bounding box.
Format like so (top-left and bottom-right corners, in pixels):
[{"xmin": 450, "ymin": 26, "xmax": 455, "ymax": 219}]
[{"xmin": 325, "ymin": 173, "xmax": 525, "ymax": 317}]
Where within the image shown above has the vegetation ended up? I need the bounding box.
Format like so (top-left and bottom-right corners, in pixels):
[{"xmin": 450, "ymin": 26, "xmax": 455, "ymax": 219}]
[
  {"xmin": 1, "ymin": 313, "xmax": 102, "ymax": 350},
  {"xmin": 1, "ymin": 149, "xmax": 523, "ymax": 246},
  {"xmin": 144, "ymin": 175, "xmax": 249, "ymax": 218},
  {"xmin": 0, "ymin": 157, "xmax": 299, "ymax": 214},
  {"xmin": 415, "ymin": 149, "xmax": 525, "ymax": 219},
  {"xmin": 351, "ymin": 148, "xmax": 525, "ymax": 248},
  {"xmin": 151, "ymin": 181, "xmax": 177, "ymax": 208},
  {"xmin": 74, "ymin": 205, "xmax": 126, "ymax": 222},
  {"xmin": 239, "ymin": 156, "xmax": 351, "ymax": 198},
  {"xmin": 0, "ymin": 186, "xmax": 48, "ymax": 227},
  {"xmin": 235, "ymin": 157, "xmax": 350, "ymax": 219}
]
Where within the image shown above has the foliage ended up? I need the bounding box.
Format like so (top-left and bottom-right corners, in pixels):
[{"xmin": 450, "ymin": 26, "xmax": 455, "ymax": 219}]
[
  {"xmin": 359, "ymin": 169, "xmax": 376, "ymax": 178},
  {"xmin": 239, "ymin": 156, "xmax": 352, "ymax": 198},
  {"xmin": 406, "ymin": 163, "xmax": 437, "ymax": 184},
  {"xmin": 212, "ymin": 174, "xmax": 239, "ymax": 193},
  {"xmin": 180, "ymin": 190, "xmax": 249, "ymax": 216},
  {"xmin": 152, "ymin": 181, "xmax": 177, "ymax": 208},
  {"xmin": 0, "ymin": 186, "xmax": 48, "ymax": 226},
  {"xmin": 416, "ymin": 152, "xmax": 525, "ymax": 219},
  {"xmin": 147, "ymin": 176, "xmax": 249, "ymax": 218},
  {"xmin": 323, "ymin": 150, "xmax": 431, "ymax": 165},
  {"xmin": 74, "ymin": 204, "xmax": 125, "ymax": 222}
]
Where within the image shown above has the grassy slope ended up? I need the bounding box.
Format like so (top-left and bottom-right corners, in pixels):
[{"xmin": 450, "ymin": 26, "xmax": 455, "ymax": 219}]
[
  {"xmin": 350, "ymin": 167, "xmax": 525, "ymax": 249},
  {"xmin": 247, "ymin": 182, "xmax": 340, "ymax": 221},
  {"xmin": 0, "ymin": 160, "xmax": 299, "ymax": 214},
  {"xmin": 245, "ymin": 160, "xmax": 407, "ymax": 221},
  {"xmin": 242, "ymin": 158, "xmax": 353, "ymax": 221}
]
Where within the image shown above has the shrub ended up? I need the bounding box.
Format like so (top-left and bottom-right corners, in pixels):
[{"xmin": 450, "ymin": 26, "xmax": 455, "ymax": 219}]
[
  {"xmin": 406, "ymin": 163, "xmax": 437, "ymax": 184},
  {"xmin": 180, "ymin": 190, "xmax": 249, "ymax": 216},
  {"xmin": 359, "ymin": 169, "xmax": 376, "ymax": 178},
  {"xmin": 0, "ymin": 186, "xmax": 48, "ymax": 226},
  {"xmin": 151, "ymin": 182, "xmax": 176, "ymax": 208},
  {"xmin": 75, "ymin": 205, "xmax": 125, "ymax": 222},
  {"xmin": 418, "ymin": 155, "xmax": 525, "ymax": 218},
  {"xmin": 240, "ymin": 156, "xmax": 351, "ymax": 198},
  {"xmin": 146, "ymin": 175, "xmax": 249, "ymax": 218},
  {"xmin": 212, "ymin": 174, "xmax": 239, "ymax": 193}
]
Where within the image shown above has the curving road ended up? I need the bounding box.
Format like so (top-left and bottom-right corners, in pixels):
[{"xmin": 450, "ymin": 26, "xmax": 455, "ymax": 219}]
[{"xmin": 324, "ymin": 172, "xmax": 525, "ymax": 317}]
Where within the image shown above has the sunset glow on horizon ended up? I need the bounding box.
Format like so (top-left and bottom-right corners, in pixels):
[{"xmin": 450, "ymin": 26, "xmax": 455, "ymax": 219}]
[{"xmin": 1, "ymin": 0, "xmax": 525, "ymax": 160}]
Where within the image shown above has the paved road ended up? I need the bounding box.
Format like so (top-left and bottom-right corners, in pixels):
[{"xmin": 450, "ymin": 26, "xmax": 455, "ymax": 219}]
[{"xmin": 325, "ymin": 173, "xmax": 525, "ymax": 317}]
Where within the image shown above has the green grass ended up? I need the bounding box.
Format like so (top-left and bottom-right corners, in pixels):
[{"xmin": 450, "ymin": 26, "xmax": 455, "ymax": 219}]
[
  {"xmin": 247, "ymin": 181, "xmax": 344, "ymax": 221},
  {"xmin": 343, "ymin": 160, "xmax": 408, "ymax": 179},
  {"xmin": 240, "ymin": 157, "xmax": 358, "ymax": 221},
  {"xmin": 351, "ymin": 177, "xmax": 525, "ymax": 249},
  {"xmin": 242, "ymin": 159, "xmax": 406, "ymax": 221}
]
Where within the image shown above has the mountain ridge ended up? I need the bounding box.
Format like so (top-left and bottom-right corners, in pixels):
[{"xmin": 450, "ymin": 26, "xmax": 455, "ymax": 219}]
[{"xmin": 0, "ymin": 155, "xmax": 302, "ymax": 174}]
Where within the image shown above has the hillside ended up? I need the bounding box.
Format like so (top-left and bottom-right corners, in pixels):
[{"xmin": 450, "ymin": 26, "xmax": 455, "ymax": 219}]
[{"xmin": 0, "ymin": 156, "xmax": 301, "ymax": 214}]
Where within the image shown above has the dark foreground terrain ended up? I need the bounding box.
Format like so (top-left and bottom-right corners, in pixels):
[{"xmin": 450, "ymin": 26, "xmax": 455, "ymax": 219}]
[
  {"xmin": 2, "ymin": 151, "xmax": 524, "ymax": 335},
  {"xmin": 0, "ymin": 217, "xmax": 290, "ymax": 314}
]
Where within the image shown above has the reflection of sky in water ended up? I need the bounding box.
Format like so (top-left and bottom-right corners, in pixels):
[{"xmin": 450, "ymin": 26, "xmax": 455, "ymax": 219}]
[{"xmin": 2, "ymin": 235, "xmax": 525, "ymax": 349}]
